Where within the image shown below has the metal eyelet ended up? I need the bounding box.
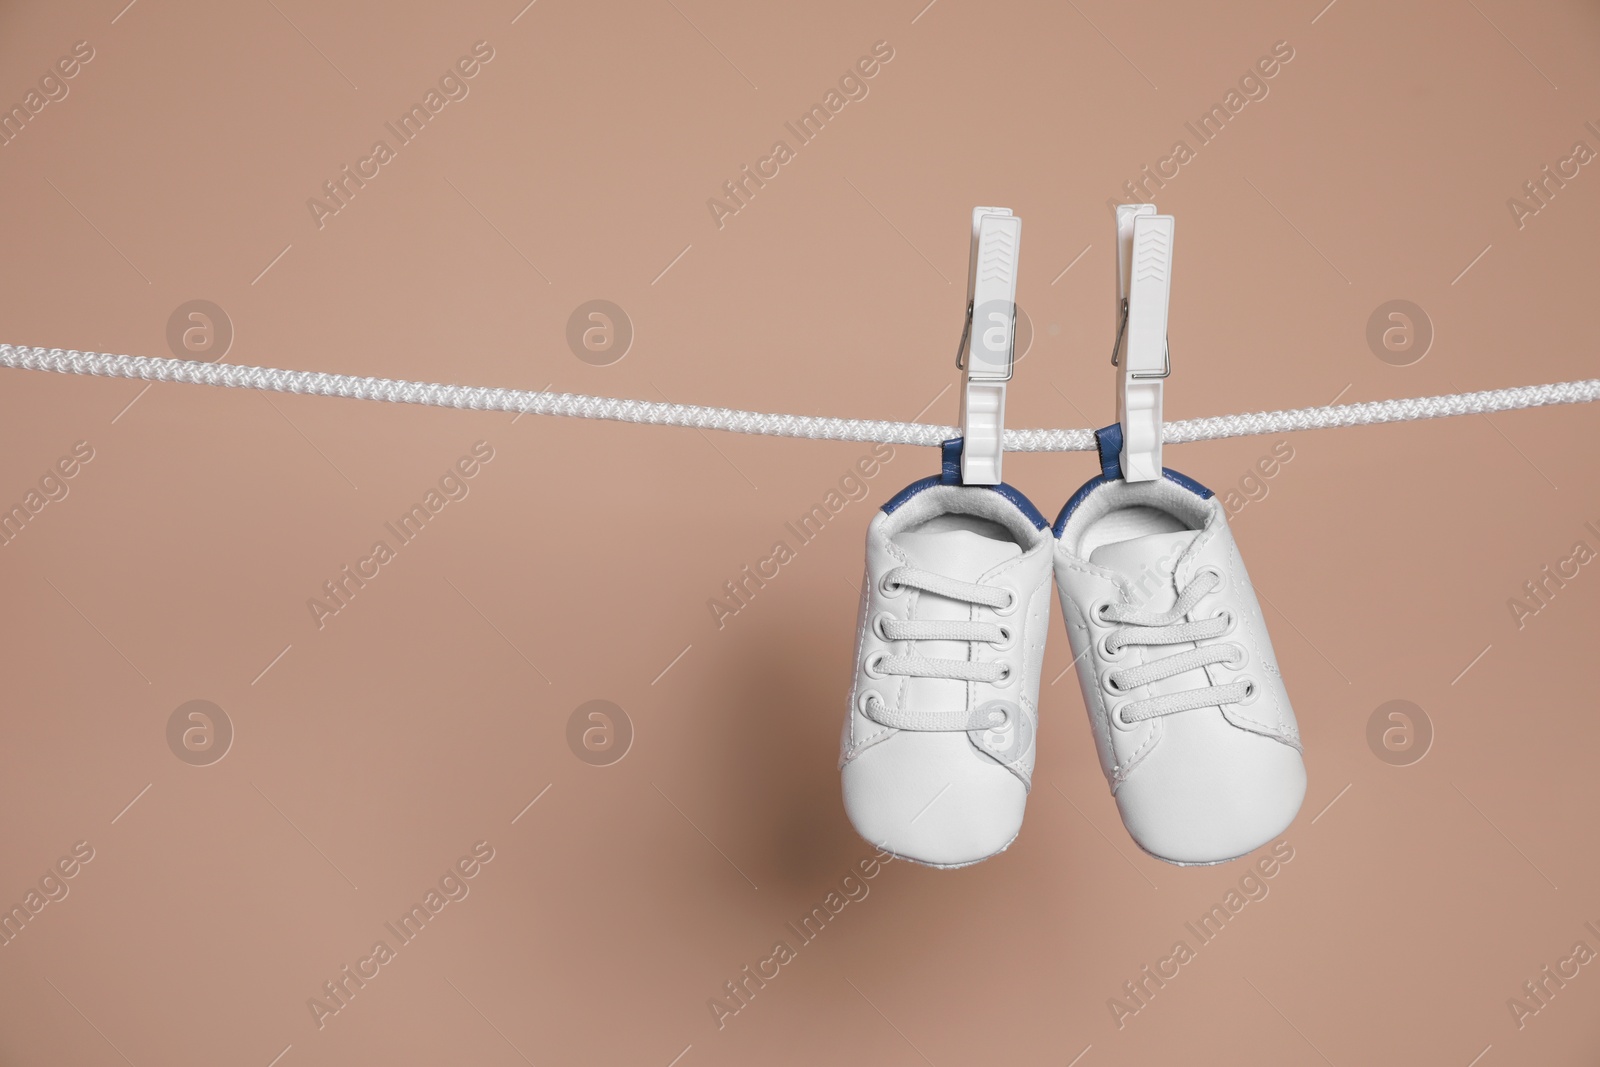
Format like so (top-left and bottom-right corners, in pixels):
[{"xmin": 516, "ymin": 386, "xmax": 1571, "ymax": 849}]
[
  {"xmin": 990, "ymin": 624, "xmax": 1015, "ymax": 651},
  {"xmin": 1238, "ymin": 679, "xmax": 1260, "ymax": 706},
  {"xmin": 1213, "ymin": 609, "xmax": 1236, "ymax": 636},
  {"xmin": 1111, "ymin": 703, "xmax": 1140, "ymax": 731},
  {"xmin": 1195, "ymin": 566, "xmax": 1224, "ymax": 594},
  {"xmin": 1101, "ymin": 669, "xmax": 1125, "ymax": 696},
  {"xmin": 856, "ymin": 690, "xmax": 882, "ymax": 716},
  {"xmin": 994, "ymin": 589, "xmax": 1019, "ymax": 616},
  {"xmin": 1099, "ymin": 633, "xmax": 1125, "ymax": 660},
  {"xmin": 864, "ymin": 652, "xmax": 887, "ymax": 679},
  {"xmin": 878, "ymin": 574, "xmax": 905, "ymax": 598},
  {"xmin": 992, "ymin": 663, "xmax": 1015, "ymax": 688},
  {"xmin": 1092, "ymin": 600, "xmax": 1115, "ymax": 625},
  {"xmin": 871, "ymin": 612, "xmax": 895, "ymax": 641}
]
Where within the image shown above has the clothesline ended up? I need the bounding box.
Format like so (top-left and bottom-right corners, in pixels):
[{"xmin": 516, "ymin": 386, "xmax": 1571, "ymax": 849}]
[{"xmin": 1, "ymin": 344, "xmax": 1595, "ymax": 451}]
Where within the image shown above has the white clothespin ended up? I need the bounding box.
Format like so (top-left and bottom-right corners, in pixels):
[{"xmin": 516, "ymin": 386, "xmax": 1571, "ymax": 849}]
[
  {"xmin": 956, "ymin": 206, "xmax": 1022, "ymax": 485},
  {"xmin": 1111, "ymin": 204, "xmax": 1174, "ymax": 482}
]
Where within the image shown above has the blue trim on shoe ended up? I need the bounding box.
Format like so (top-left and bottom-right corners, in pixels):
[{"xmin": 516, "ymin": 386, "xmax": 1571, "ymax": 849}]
[
  {"xmin": 940, "ymin": 437, "xmax": 963, "ymax": 484},
  {"xmin": 1051, "ymin": 424, "xmax": 1215, "ymax": 537},
  {"xmin": 1095, "ymin": 422, "xmax": 1124, "ymax": 480},
  {"xmin": 1053, "ymin": 473, "xmax": 1112, "ymax": 536},
  {"xmin": 880, "ymin": 438, "xmax": 1050, "ymax": 531}
]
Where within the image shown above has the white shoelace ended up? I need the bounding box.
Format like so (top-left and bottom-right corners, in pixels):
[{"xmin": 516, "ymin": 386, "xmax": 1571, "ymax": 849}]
[
  {"xmin": 872, "ymin": 565, "xmax": 1013, "ymax": 689},
  {"xmin": 1101, "ymin": 570, "xmax": 1250, "ymax": 723}
]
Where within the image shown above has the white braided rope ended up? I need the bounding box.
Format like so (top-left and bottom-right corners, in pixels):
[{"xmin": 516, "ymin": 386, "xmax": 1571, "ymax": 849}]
[{"xmin": 2, "ymin": 344, "xmax": 1596, "ymax": 451}]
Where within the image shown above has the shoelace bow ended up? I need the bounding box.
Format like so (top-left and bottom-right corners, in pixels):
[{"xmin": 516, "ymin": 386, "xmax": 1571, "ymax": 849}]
[
  {"xmin": 871, "ymin": 565, "xmax": 1014, "ymax": 688},
  {"xmin": 1100, "ymin": 569, "xmax": 1251, "ymax": 723}
]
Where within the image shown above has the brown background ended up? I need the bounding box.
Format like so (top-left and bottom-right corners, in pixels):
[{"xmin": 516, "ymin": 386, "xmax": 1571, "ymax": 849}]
[{"xmin": 0, "ymin": 0, "xmax": 1597, "ymax": 1064}]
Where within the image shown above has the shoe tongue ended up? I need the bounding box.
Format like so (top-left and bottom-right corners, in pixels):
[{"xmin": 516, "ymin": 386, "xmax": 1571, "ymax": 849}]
[
  {"xmin": 1089, "ymin": 530, "xmax": 1199, "ymax": 612},
  {"xmin": 895, "ymin": 527, "xmax": 1021, "ymax": 583}
]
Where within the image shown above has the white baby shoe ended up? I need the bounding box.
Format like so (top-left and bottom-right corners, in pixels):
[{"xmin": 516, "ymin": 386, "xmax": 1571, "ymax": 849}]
[
  {"xmin": 1053, "ymin": 427, "xmax": 1305, "ymax": 866},
  {"xmin": 841, "ymin": 442, "xmax": 1056, "ymax": 868}
]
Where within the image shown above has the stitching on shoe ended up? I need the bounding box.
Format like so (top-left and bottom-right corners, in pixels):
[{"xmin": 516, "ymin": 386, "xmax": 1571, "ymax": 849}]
[
  {"xmin": 1171, "ymin": 505, "xmax": 1222, "ymax": 588},
  {"xmin": 981, "ymin": 565, "xmax": 1051, "ymax": 787},
  {"xmin": 847, "ymin": 573, "xmax": 871, "ymax": 753},
  {"xmin": 1219, "ymin": 541, "xmax": 1297, "ymax": 740},
  {"xmin": 1218, "ymin": 521, "xmax": 1298, "ymax": 741},
  {"xmin": 1115, "ymin": 680, "xmax": 1162, "ymax": 779},
  {"xmin": 1053, "ymin": 548, "xmax": 1122, "ymax": 584},
  {"xmin": 1061, "ymin": 589, "xmax": 1160, "ymax": 782},
  {"xmin": 874, "ymin": 537, "xmax": 916, "ymax": 740},
  {"xmin": 1185, "ymin": 520, "xmax": 1295, "ymax": 740},
  {"xmin": 852, "ymin": 534, "xmax": 907, "ymax": 752},
  {"xmin": 1196, "ymin": 553, "xmax": 1275, "ymax": 735}
]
